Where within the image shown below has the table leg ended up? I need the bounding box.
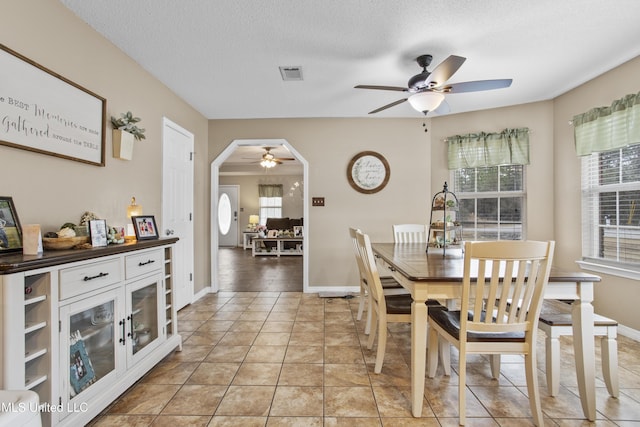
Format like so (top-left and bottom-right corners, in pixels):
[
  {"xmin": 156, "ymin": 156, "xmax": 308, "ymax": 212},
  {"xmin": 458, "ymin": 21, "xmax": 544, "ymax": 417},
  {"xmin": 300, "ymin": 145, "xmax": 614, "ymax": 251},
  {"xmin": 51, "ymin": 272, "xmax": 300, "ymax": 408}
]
[
  {"xmin": 411, "ymin": 298, "xmax": 428, "ymax": 417},
  {"xmin": 572, "ymin": 291, "xmax": 596, "ymax": 421}
]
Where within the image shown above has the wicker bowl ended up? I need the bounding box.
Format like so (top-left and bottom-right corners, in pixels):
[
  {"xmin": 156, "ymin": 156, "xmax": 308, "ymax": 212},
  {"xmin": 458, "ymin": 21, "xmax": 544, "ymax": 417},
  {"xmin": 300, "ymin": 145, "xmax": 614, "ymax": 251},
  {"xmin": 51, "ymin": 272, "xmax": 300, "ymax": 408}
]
[{"xmin": 42, "ymin": 236, "xmax": 90, "ymax": 250}]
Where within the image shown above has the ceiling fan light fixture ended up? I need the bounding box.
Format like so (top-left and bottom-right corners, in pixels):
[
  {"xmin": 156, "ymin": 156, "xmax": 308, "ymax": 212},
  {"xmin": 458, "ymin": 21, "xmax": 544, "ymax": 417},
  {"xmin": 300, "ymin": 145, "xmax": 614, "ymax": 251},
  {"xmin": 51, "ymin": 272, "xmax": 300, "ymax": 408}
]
[
  {"xmin": 260, "ymin": 158, "xmax": 277, "ymax": 168},
  {"xmin": 408, "ymin": 92, "xmax": 445, "ymax": 114}
]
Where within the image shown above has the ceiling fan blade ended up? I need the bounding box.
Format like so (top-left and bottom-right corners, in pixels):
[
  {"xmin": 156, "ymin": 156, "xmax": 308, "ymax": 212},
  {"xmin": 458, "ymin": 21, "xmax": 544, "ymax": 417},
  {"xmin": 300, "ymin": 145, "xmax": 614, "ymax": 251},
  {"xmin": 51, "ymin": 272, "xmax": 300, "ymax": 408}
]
[
  {"xmin": 368, "ymin": 98, "xmax": 408, "ymax": 114},
  {"xmin": 438, "ymin": 79, "xmax": 513, "ymax": 93},
  {"xmin": 355, "ymin": 85, "xmax": 408, "ymax": 92},
  {"xmin": 424, "ymin": 55, "xmax": 466, "ymax": 87},
  {"xmin": 274, "ymin": 157, "xmax": 295, "ymax": 161}
]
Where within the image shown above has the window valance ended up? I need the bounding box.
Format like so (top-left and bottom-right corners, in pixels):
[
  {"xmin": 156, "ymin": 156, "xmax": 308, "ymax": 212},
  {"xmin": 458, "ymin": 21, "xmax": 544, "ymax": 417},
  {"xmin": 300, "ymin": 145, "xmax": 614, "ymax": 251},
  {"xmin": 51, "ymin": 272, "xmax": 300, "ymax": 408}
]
[
  {"xmin": 573, "ymin": 92, "xmax": 640, "ymax": 156},
  {"xmin": 446, "ymin": 128, "xmax": 530, "ymax": 169},
  {"xmin": 258, "ymin": 184, "xmax": 283, "ymax": 197}
]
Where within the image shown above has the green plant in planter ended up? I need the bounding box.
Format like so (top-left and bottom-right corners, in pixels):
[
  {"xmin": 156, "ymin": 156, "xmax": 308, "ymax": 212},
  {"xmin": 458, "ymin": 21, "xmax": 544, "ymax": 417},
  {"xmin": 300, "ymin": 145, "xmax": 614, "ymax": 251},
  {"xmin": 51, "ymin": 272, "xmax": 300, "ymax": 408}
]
[{"xmin": 111, "ymin": 111, "xmax": 146, "ymax": 141}]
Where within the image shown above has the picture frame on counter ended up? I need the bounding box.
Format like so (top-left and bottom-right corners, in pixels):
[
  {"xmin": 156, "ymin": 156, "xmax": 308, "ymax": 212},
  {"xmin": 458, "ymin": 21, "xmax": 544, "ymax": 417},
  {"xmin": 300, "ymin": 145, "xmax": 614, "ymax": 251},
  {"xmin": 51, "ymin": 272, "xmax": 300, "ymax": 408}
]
[
  {"xmin": 0, "ymin": 196, "xmax": 23, "ymax": 253},
  {"xmin": 89, "ymin": 219, "xmax": 108, "ymax": 247},
  {"xmin": 131, "ymin": 215, "xmax": 159, "ymax": 240}
]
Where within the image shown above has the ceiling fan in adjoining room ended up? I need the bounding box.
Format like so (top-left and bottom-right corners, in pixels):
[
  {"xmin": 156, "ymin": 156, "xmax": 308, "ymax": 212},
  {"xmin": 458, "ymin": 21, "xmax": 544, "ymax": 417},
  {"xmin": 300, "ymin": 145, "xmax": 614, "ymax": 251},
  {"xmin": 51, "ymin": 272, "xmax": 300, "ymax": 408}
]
[
  {"xmin": 254, "ymin": 147, "xmax": 296, "ymax": 168},
  {"xmin": 355, "ymin": 54, "xmax": 513, "ymax": 116}
]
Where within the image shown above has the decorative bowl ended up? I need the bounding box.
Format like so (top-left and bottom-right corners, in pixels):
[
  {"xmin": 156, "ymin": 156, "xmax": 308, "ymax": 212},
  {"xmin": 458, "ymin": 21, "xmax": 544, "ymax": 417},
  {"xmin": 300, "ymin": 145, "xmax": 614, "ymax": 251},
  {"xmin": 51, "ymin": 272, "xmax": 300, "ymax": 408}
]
[{"xmin": 42, "ymin": 236, "xmax": 89, "ymax": 250}]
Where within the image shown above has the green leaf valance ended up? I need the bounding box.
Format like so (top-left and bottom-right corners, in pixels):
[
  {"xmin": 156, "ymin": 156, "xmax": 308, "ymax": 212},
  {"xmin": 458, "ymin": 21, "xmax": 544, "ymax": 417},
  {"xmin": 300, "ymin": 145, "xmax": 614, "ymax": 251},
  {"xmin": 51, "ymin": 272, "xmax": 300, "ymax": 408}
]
[
  {"xmin": 258, "ymin": 184, "xmax": 283, "ymax": 197},
  {"xmin": 447, "ymin": 128, "xmax": 530, "ymax": 169},
  {"xmin": 573, "ymin": 92, "xmax": 640, "ymax": 156}
]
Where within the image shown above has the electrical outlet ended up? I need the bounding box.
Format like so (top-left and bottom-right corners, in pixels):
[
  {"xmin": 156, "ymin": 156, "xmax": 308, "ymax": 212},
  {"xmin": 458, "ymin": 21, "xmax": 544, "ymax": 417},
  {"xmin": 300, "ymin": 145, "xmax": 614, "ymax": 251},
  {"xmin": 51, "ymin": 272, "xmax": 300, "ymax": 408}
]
[{"xmin": 312, "ymin": 197, "xmax": 325, "ymax": 207}]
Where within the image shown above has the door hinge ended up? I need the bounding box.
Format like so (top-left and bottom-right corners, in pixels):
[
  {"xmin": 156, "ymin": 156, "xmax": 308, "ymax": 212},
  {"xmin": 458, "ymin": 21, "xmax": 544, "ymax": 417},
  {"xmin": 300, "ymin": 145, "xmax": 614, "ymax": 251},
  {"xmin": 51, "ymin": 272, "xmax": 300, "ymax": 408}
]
[
  {"xmin": 189, "ymin": 273, "xmax": 193, "ymax": 282},
  {"xmin": 189, "ymin": 212, "xmax": 192, "ymax": 221},
  {"xmin": 59, "ymin": 320, "xmax": 62, "ymax": 333},
  {"xmin": 189, "ymin": 152, "xmax": 194, "ymax": 161}
]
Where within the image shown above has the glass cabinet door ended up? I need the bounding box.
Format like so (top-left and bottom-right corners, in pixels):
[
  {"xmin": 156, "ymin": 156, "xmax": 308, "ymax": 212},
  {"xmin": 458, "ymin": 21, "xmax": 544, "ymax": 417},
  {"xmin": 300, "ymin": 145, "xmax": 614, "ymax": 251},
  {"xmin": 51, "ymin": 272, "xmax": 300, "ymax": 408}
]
[
  {"xmin": 60, "ymin": 289, "xmax": 123, "ymax": 418},
  {"xmin": 126, "ymin": 274, "xmax": 164, "ymax": 365}
]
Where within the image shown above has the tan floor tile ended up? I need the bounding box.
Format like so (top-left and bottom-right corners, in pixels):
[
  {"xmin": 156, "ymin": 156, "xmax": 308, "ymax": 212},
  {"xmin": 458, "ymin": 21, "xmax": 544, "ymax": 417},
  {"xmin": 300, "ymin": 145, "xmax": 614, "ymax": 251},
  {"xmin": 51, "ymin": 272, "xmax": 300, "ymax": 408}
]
[
  {"xmin": 324, "ymin": 417, "xmax": 382, "ymax": 426},
  {"xmin": 205, "ymin": 345, "xmax": 250, "ymax": 363},
  {"xmin": 215, "ymin": 385, "xmax": 276, "ymax": 416},
  {"xmin": 108, "ymin": 383, "xmax": 180, "ymax": 414},
  {"xmin": 162, "ymin": 345, "xmax": 213, "ymax": 363},
  {"xmin": 232, "ymin": 362, "xmax": 282, "ymax": 385},
  {"xmin": 324, "ymin": 386, "xmax": 379, "ymax": 417},
  {"xmin": 266, "ymin": 416, "xmax": 323, "ymax": 426},
  {"xmin": 283, "ymin": 345, "xmax": 324, "ymax": 363},
  {"xmin": 142, "ymin": 361, "xmax": 199, "ymax": 384},
  {"xmin": 325, "ymin": 332, "xmax": 360, "ymax": 346},
  {"xmin": 161, "ymin": 385, "xmax": 227, "ymax": 415},
  {"xmin": 325, "ymin": 363, "xmax": 371, "ymax": 386},
  {"xmin": 269, "ymin": 386, "xmax": 324, "ymax": 416},
  {"xmin": 291, "ymin": 321, "xmax": 324, "ymax": 333},
  {"xmin": 183, "ymin": 331, "xmax": 226, "ymax": 346},
  {"xmin": 229, "ymin": 320, "xmax": 264, "ymax": 332},
  {"xmin": 372, "ymin": 385, "xmax": 434, "ymax": 418},
  {"xmin": 244, "ymin": 345, "xmax": 287, "ymax": 363},
  {"xmin": 151, "ymin": 415, "xmax": 212, "ymax": 426},
  {"xmin": 207, "ymin": 416, "xmax": 267, "ymax": 426},
  {"xmin": 289, "ymin": 332, "xmax": 324, "ymax": 346},
  {"xmin": 278, "ymin": 363, "xmax": 323, "ymax": 386},
  {"xmin": 253, "ymin": 331, "xmax": 292, "ymax": 346},
  {"xmin": 90, "ymin": 414, "xmax": 157, "ymax": 426},
  {"xmin": 186, "ymin": 362, "xmax": 240, "ymax": 385},
  {"xmin": 261, "ymin": 321, "xmax": 294, "ymax": 332},
  {"xmin": 217, "ymin": 331, "xmax": 258, "ymax": 346},
  {"xmin": 325, "ymin": 345, "xmax": 365, "ymax": 364}
]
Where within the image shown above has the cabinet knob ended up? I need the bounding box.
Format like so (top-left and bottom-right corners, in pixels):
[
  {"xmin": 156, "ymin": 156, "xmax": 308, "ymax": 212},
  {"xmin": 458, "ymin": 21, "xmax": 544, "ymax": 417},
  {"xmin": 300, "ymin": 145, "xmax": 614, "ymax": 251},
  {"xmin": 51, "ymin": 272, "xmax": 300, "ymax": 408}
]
[{"xmin": 165, "ymin": 229, "xmax": 175, "ymax": 236}]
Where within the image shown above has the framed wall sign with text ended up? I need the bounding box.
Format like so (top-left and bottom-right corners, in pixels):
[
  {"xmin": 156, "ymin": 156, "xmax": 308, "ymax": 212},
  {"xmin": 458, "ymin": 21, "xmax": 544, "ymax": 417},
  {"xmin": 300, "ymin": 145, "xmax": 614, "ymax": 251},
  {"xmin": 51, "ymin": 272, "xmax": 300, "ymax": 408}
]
[
  {"xmin": 0, "ymin": 44, "xmax": 106, "ymax": 166},
  {"xmin": 347, "ymin": 151, "xmax": 390, "ymax": 194}
]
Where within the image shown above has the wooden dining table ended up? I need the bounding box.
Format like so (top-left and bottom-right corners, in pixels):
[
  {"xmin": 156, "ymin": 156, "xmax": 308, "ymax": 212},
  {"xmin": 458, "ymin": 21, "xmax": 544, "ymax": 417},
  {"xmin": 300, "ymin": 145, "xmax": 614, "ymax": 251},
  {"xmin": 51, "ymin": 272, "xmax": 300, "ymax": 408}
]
[{"xmin": 371, "ymin": 242, "xmax": 601, "ymax": 420}]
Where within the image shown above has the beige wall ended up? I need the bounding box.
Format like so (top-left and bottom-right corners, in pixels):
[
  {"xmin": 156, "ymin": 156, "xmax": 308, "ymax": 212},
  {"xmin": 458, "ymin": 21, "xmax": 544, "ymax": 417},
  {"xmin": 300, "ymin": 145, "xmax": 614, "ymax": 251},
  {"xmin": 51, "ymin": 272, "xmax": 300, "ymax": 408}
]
[
  {"xmin": 219, "ymin": 174, "xmax": 304, "ymax": 245},
  {"xmin": 1, "ymin": 1, "xmax": 211, "ymax": 294},
  {"xmin": 210, "ymin": 118, "xmax": 432, "ymax": 287},
  {"xmin": 4, "ymin": 0, "xmax": 639, "ymax": 330},
  {"xmin": 553, "ymin": 56, "xmax": 640, "ymax": 330}
]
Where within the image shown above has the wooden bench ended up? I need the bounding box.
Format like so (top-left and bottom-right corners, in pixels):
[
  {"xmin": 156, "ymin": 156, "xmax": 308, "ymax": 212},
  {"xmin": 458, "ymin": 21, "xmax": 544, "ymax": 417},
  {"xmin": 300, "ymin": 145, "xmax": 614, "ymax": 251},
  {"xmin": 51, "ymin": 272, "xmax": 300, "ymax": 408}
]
[{"xmin": 538, "ymin": 300, "xmax": 619, "ymax": 397}]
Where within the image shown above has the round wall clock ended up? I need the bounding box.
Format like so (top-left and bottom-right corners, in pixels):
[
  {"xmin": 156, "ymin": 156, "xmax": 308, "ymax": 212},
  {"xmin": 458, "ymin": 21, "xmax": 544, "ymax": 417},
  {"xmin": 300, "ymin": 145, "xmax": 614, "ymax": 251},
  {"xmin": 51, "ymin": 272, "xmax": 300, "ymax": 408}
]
[{"xmin": 347, "ymin": 151, "xmax": 390, "ymax": 194}]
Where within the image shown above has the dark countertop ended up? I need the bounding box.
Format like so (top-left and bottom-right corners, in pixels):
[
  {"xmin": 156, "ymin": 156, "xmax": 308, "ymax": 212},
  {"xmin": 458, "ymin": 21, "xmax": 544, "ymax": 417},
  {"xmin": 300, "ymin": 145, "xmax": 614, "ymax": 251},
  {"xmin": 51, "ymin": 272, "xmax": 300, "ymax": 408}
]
[{"xmin": 0, "ymin": 238, "xmax": 179, "ymax": 274}]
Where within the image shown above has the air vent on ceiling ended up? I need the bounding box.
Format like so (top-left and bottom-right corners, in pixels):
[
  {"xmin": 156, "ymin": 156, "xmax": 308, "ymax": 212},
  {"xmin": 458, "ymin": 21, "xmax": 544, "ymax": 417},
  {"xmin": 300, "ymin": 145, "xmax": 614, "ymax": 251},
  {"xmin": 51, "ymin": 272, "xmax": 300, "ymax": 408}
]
[{"xmin": 279, "ymin": 66, "xmax": 303, "ymax": 81}]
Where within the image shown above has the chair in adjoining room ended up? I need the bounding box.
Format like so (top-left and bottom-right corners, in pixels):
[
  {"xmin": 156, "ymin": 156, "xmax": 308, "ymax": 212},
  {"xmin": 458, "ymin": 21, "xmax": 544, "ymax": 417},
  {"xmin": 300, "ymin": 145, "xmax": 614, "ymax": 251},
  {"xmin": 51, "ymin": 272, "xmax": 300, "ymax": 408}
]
[
  {"xmin": 426, "ymin": 240, "xmax": 555, "ymax": 426},
  {"xmin": 392, "ymin": 224, "xmax": 427, "ymax": 244},
  {"xmin": 349, "ymin": 228, "xmax": 407, "ymax": 335}
]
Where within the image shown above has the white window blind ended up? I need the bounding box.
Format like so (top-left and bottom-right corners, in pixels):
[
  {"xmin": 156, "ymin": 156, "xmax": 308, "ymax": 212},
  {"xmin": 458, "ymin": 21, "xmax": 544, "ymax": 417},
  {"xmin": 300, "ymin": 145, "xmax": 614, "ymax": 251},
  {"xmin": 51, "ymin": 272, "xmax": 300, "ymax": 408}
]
[{"xmin": 581, "ymin": 143, "xmax": 640, "ymax": 267}]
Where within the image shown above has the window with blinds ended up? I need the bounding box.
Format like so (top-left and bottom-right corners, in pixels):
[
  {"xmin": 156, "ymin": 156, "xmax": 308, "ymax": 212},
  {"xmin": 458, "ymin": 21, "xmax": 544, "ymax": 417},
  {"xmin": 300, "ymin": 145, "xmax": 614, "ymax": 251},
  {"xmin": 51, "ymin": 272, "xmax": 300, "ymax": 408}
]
[
  {"xmin": 259, "ymin": 197, "xmax": 282, "ymax": 225},
  {"xmin": 452, "ymin": 165, "xmax": 525, "ymax": 241},
  {"xmin": 581, "ymin": 143, "xmax": 640, "ymax": 266}
]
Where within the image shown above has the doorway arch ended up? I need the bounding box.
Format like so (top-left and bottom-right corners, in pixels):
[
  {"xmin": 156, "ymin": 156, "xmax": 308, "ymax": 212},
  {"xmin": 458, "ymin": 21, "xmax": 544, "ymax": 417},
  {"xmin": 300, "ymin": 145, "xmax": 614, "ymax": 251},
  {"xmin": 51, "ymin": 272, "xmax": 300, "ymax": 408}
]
[{"xmin": 210, "ymin": 139, "xmax": 309, "ymax": 292}]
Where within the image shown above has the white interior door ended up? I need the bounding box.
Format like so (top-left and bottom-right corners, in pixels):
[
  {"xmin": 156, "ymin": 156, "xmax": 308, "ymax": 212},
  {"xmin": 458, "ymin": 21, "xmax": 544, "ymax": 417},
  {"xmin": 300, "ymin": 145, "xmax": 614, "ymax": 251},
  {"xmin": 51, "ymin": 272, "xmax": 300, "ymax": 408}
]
[
  {"xmin": 218, "ymin": 185, "xmax": 239, "ymax": 247},
  {"xmin": 162, "ymin": 117, "xmax": 194, "ymax": 310}
]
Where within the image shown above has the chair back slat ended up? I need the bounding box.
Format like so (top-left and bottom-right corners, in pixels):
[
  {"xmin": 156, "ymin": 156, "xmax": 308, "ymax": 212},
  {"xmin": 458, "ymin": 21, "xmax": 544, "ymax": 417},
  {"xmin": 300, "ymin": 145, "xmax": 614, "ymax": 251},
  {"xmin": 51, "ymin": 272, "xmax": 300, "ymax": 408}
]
[
  {"xmin": 461, "ymin": 240, "xmax": 555, "ymax": 335},
  {"xmin": 393, "ymin": 224, "xmax": 427, "ymax": 244}
]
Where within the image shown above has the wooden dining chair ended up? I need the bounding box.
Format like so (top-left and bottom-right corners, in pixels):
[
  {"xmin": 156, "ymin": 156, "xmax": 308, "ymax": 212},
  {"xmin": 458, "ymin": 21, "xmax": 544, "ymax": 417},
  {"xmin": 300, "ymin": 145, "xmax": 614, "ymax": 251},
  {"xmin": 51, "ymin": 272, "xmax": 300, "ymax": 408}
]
[
  {"xmin": 426, "ymin": 240, "xmax": 555, "ymax": 426},
  {"xmin": 349, "ymin": 227, "xmax": 407, "ymax": 335},
  {"xmin": 392, "ymin": 224, "xmax": 427, "ymax": 243},
  {"xmin": 354, "ymin": 229, "xmax": 415, "ymax": 373}
]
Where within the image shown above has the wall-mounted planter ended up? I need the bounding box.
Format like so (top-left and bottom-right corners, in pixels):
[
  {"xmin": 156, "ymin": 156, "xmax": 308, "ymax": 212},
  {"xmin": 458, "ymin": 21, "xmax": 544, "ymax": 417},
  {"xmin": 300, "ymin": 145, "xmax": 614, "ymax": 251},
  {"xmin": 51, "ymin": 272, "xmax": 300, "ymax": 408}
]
[{"xmin": 112, "ymin": 129, "xmax": 135, "ymax": 160}]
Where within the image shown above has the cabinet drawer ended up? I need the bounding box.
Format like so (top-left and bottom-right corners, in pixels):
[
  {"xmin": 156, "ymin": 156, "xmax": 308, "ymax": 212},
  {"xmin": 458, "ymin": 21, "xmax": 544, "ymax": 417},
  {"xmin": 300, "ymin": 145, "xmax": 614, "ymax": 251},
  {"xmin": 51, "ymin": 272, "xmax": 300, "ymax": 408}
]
[
  {"xmin": 125, "ymin": 249, "xmax": 163, "ymax": 280},
  {"xmin": 59, "ymin": 259, "xmax": 121, "ymax": 300}
]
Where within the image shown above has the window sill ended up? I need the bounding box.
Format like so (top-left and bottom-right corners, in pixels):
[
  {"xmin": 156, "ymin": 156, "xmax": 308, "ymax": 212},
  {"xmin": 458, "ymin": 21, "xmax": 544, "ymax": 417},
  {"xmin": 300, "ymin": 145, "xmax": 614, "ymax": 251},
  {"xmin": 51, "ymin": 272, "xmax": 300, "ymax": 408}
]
[{"xmin": 576, "ymin": 259, "xmax": 640, "ymax": 280}]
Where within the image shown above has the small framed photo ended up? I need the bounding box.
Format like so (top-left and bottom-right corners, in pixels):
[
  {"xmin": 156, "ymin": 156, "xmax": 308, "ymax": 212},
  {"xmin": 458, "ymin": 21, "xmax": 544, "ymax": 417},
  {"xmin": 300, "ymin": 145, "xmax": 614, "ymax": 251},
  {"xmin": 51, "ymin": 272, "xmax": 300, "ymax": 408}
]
[
  {"xmin": 132, "ymin": 215, "xmax": 159, "ymax": 240},
  {"xmin": 293, "ymin": 226, "xmax": 303, "ymax": 237},
  {"xmin": 0, "ymin": 196, "xmax": 23, "ymax": 254},
  {"xmin": 89, "ymin": 219, "xmax": 108, "ymax": 247},
  {"xmin": 267, "ymin": 229, "xmax": 278, "ymax": 238}
]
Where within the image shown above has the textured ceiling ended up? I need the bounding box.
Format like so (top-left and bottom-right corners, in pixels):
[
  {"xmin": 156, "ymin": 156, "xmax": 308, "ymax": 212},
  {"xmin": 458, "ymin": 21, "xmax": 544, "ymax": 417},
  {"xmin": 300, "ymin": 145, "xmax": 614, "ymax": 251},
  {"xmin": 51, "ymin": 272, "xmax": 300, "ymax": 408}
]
[{"xmin": 60, "ymin": 0, "xmax": 640, "ymax": 121}]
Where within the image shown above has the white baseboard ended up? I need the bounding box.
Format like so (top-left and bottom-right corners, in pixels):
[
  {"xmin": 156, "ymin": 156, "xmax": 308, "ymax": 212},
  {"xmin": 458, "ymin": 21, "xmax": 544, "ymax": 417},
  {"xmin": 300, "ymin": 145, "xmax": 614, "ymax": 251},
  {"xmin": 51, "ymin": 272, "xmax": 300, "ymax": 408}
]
[
  {"xmin": 192, "ymin": 285, "xmax": 212, "ymax": 303},
  {"xmin": 619, "ymin": 324, "xmax": 640, "ymax": 341}
]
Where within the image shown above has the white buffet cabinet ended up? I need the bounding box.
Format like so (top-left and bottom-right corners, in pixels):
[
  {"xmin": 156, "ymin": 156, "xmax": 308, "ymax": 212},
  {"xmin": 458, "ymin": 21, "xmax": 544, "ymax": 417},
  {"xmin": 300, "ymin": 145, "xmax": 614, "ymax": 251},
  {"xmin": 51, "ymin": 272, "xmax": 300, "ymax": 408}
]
[{"xmin": 0, "ymin": 238, "xmax": 182, "ymax": 426}]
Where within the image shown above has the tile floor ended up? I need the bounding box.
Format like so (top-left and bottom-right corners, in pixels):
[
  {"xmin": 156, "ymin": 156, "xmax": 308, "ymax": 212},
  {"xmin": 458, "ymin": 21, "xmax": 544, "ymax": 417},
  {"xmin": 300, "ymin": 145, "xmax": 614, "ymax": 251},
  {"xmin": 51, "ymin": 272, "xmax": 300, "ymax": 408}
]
[{"xmin": 89, "ymin": 291, "xmax": 640, "ymax": 426}]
